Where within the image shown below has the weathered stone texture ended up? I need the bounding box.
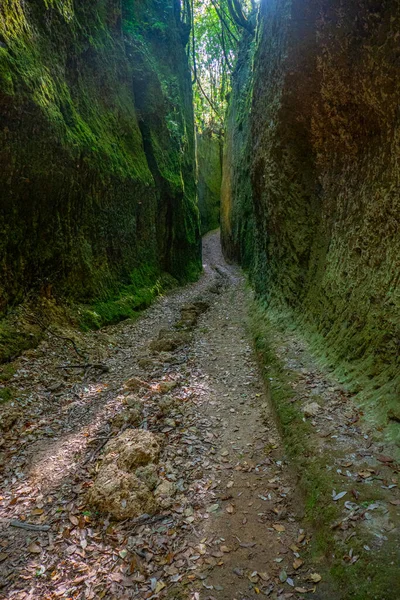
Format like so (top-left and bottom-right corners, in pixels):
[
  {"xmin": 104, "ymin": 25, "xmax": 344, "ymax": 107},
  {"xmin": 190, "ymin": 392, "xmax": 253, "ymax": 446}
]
[
  {"xmin": 0, "ymin": 0, "xmax": 201, "ymax": 312},
  {"xmin": 196, "ymin": 129, "xmax": 222, "ymax": 234},
  {"xmin": 222, "ymin": 0, "xmax": 400, "ymax": 421}
]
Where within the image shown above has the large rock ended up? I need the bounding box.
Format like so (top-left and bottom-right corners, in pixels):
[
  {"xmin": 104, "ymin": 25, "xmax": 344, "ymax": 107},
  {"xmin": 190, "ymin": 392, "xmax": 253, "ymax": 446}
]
[
  {"xmin": 88, "ymin": 429, "xmax": 161, "ymax": 520},
  {"xmin": 103, "ymin": 429, "xmax": 160, "ymax": 471},
  {"xmin": 149, "ymin": 330, "xmax": 190, "ymax": 353},
  {"xmin": 87, "ymin": 464, "xmax": 157, "ymax": 520},
  {"xmin": 111, "ymin": 405, "xmax": 143, "ymax": 430},
  {"xmin": 155, "ymin": 480, "xmax": 177, "ymax": 509}
]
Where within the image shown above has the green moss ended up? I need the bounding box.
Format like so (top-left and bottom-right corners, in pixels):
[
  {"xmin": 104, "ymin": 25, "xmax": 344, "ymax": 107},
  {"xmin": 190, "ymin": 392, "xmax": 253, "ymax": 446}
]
[
  {"xmin": 0, "ymin": 320, "xmax": 41, "ymax": 363},
  {"xmin": 197, "ymin": 130, "xmax": 222, "ymax": 235},
  {"xmin": 0, "ymin": 0, "xmax": 201, "ymax": 318},
  {"xmin": 0, "ymin": 363, "xmax": 16, "ymax": 382},
  {"xmin": 248, "ymin": 294, "xmax": 400, "ymax": 599},
  {"xmin": 0, "ymin": 48, "xmax": 14, "ymax": 95},
  {"xmin": 78, "ymin": 266, "xmax": 178, "ymax": 331},
  {"xmin": 0, "ymin": 387, "xmax": 14, "ymax": 403},
  {"xmin": 258, "ymin": 302, "xmax": 400, "ymax": 454}
]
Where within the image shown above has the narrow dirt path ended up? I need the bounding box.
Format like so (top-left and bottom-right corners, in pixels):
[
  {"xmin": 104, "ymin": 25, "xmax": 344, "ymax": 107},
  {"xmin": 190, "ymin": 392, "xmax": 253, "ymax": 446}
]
[
  {"xmin": 182, "ymin": 246, "xmax": 319, "ymax": 600},
  {"xmin": 0, "ymin": 232, "xmax": 329, "ymax": 600}
]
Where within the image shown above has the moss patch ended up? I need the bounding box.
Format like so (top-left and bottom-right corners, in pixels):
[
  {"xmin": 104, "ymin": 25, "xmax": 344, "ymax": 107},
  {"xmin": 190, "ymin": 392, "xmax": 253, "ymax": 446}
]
[
  {"xmin": 248, "ymin": 294, "xmax": 400, "ymax": 600},
  {"xmin": 0, "ymin": 363, "xmax": 16, "ymax": 382},
  {"xmin": 197, "ymin": 129, "xmax": 222, "ymax": 235},
  {"xmin": 0, "ymin": 387, "xmax": 14, "ymax": 404},
  {"xmin": 78, "ymin": 267, "xmax": 178, "ymax": 331},
  {"xmin": 0, "ymin": 0, "xmax": 201, "ymax": 315}
]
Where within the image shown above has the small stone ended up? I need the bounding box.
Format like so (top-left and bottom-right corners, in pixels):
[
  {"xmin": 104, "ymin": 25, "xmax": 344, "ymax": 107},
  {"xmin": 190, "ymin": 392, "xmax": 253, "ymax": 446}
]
[
  {"xmin": 155, "ymin": 480, "xmax": 176, "ymax": 498},
  {"xmin": 302, "ymin": 402, "xmax": 321, "ymax": 418}
]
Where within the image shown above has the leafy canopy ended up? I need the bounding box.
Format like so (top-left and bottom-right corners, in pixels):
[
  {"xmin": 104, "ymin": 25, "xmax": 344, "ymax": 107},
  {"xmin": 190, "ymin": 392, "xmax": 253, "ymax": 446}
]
[{"xmin": 190, "ymin": 0, "xmax": 255, "ymax": 132}]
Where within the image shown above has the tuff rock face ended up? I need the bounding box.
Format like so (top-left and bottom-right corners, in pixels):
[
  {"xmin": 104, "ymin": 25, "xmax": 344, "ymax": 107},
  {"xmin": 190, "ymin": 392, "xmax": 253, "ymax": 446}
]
[
  {"xmin": 222, "ymin": 0, "xmax": 400, "ymax": 425},
  {"xmin": 197, "ymin": 129, "xmax": 222, "ymax": 235},
  {"xmin": 0, "ymin": 0, "xmax": 201, "ymax": 312}
]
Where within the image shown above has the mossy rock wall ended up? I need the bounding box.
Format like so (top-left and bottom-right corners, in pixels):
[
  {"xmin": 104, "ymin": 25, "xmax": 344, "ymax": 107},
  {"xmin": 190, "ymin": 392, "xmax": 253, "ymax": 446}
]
[
  {"xmin": 0, "ymin": 0, "xmax": 201, "ymax": 312},
  {"xmin": 220, "ymin": 30, "xmax": 256, "ymax": 270},
  {"xmin": 196, "ymin": 129, "xmax": 222, "ymax": 235},
  {"xmin": 222, "ymin": 0, "xmax": 400, "ymax": 428}
]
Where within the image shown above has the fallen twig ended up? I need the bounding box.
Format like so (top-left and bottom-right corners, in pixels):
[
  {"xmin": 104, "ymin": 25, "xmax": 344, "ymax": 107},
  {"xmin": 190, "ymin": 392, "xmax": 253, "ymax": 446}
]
[
  {"xmin": 10, "ymin": 520, "xmax": 51, "ymax": 532},
  {"xmin": 57, "ymin": 363, "xmax": 110, "ymax": 373},
  {"xmin": 129, "ymin": 513, "xmax": 172, "ymax": 529}
]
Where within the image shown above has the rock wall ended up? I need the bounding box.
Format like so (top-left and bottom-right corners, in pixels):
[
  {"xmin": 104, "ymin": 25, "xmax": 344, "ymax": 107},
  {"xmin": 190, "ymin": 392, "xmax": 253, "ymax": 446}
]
[
  {"xmin": 220, "ymin": 31, "xmax": 255, "ymax": 269},
  {"xmin": 196, "ymin": 129, "xmax": 222, "ymax": 235},
  {"xmin": 0, "ymin": 0, "xmax": 201, "ymax": 312},
  {"xmin": 222, "ymin": 0, "xmax": 400, "ymax": 425}
]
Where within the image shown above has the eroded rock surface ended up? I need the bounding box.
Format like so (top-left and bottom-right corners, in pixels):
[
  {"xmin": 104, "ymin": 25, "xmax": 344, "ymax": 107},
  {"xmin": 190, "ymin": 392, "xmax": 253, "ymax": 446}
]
[{"xmin": 88, "ymin": 429, "xmax": 161, "ymax": 519}]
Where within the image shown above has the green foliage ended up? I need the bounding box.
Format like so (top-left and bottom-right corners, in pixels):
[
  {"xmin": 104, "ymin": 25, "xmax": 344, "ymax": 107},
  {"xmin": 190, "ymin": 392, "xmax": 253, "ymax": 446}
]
[
  {"xmin": 192, "ymin": 1, "xmax": 255, "ymax": 129},
  {"xmin": 78, "ymin": 267, "xmax": 178, "ymax": 331}
]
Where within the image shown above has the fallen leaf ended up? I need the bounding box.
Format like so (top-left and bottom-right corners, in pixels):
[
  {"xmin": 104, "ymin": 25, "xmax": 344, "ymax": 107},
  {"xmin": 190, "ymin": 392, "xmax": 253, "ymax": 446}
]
[
  {"xmin": 293, "ymin": 558, "xmax": 303, "ymax": 570},
  {"xmin": 155, "ymin": 582, "xmax": 166, "ymax": 593},
  {"xmin": 69, "ymin": 515, "xmax": 79, "ymax": 526},
  {"xmin": 333, "ymin": 491, "xmax": 347, "ymax": 501},
  {"xmin": 273, "ymin": 524, "xmax": 285, "ymax": 532},
  {"xmin": 0, "ymin": 553, "xmax": 8, "ymax": 562},
  {"xmin": 28, "ymin": 542, "xmax": 41, "ymax": 554},
  {"xmin": 358, "ymin": 470, "xmax": 374, "ymax": 479},
  {"xmin": 207, "ymin": 504, "xmax": 220, "ymax": 513},
  {"xmin": 198, "ymin": 543, "xmax": 207, "ymax": 555},
  {"xmin": 248, "ymin": 571, "xmax": 259, "ymax": 584},
  {"xmin": 226, "ymin": 504, "xmax": 235, "ymax": 514},
  {"xmin": 309, "ymin": 573, "xmax": 322, "ymax": 583},
  {"xmin": 239, "ymin": 542, "xmax": 256, "ymax": 548},
  {"xmin": 377, "ymin": 454, "xmax": 394, "ymax": 464},
  {"xmin": 279, "ymin": 570, "xmax": 288, "ymax": 583}
]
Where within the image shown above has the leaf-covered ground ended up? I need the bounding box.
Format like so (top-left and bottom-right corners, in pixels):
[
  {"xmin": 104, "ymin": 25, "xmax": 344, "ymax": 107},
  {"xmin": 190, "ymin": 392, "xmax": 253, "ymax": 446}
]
[{"xmin": 0, "ymin": 232, "xmax": 399, "ymax": 599}]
